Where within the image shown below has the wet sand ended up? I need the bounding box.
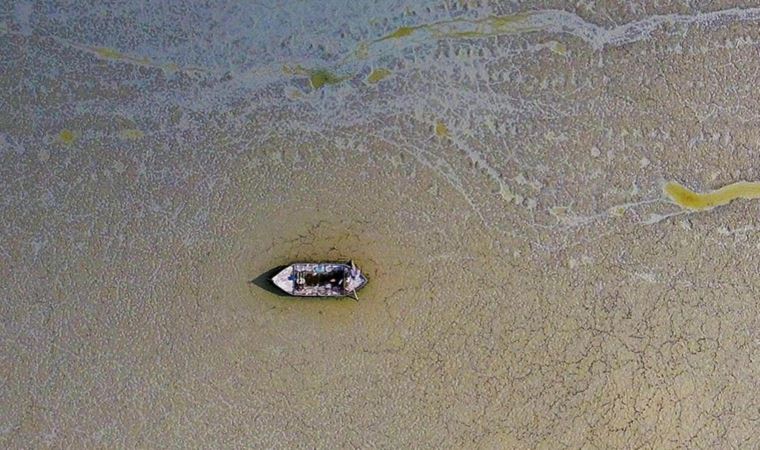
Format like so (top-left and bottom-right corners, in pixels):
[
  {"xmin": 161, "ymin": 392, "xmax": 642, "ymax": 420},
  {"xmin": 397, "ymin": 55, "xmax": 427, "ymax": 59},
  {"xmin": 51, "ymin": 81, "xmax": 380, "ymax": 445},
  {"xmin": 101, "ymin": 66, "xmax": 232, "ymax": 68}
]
[{"xmin": 2, "ymin": 1, "xmax": 760, "ymax": 448}]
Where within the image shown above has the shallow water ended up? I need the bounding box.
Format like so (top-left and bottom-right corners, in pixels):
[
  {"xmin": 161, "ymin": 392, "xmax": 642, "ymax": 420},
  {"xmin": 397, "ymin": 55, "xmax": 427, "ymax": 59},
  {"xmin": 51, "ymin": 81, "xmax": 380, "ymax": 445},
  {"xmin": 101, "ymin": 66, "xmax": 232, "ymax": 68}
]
[{"xmin": 3, "ymin": 1, "xmax": 760, "ymax": 448}]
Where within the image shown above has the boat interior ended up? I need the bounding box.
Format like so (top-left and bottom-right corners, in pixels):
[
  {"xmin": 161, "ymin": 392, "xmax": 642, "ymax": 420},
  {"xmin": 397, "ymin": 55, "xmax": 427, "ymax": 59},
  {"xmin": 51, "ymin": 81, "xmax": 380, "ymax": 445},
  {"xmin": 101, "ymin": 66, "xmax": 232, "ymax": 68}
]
[{"xmin": 297, "ymin": 267, "xmax": 347, "ymax": 290}]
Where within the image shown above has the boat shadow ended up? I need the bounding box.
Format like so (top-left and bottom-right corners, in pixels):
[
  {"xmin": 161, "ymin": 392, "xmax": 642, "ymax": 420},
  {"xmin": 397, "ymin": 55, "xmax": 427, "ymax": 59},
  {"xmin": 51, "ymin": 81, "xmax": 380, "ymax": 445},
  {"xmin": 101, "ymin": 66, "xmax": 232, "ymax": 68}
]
[{"xmin": 249, "ymin": 265, "xmax": 291, "ymax": 297}]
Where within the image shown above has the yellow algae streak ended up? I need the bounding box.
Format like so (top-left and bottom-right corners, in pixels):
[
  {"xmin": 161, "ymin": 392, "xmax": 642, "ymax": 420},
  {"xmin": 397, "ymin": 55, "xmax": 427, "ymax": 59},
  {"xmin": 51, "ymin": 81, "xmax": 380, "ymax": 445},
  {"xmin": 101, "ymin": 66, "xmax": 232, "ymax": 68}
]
[
  {"xmin": 282, "ymin": 65, "xmax": 347, "ymax": 90},
  {"xmin": 95, "ymin": 47, "xmax": 123, "ymax": 59},
  {"xmin": 367, "ymin": 68, "xmax": 391, "ymax": 84},
  {"xmin": 547, "ymin": 40, "xmax": 567, "ymax": 55},
  {"xmin": 609, "ymin": 206, "xmax": 627, "ymax": 217},
  {"xmin": 119, "ymin": 128, "xmax": 144, "ymax": 140},
  {"xmin": 434, "ymin": 120, "xmax": 449, "ymax": 138},
  {"xmin": 57, "ymin": 129, "xmax": 76, "ymax": 145},
  {"xmin": 385, "ymin": 26, "xmax": 417, "ymax": 40},
  {"xmin": 432, "ymin": 12, "xmax": 535, "ymax": 39},
  {"xmin": 372, "ymin": 13, "xmax": 536, "ymax": 47},
  {"xmin": 286, "ymin": 88, "xmax": 303, "ymax": 100},
  {"xmin": 162, "ymin": 62, "xmax": 180, "ymax": 74},
  {"xmin": 93, "ymin": 46, "xmax": 157, "ymax": 68},
  {"xmin": 489, "ymin": 12, "xmax": 532, "ymax": 29},
  {"xmin": 664, "ymin": 181, "xmax": 760, "ymax": 211}
]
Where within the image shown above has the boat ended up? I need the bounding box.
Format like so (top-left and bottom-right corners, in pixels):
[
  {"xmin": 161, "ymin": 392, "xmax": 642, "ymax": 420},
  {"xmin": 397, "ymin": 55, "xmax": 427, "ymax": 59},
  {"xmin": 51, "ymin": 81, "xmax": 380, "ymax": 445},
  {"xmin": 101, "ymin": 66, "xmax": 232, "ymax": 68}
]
[{"xmin": 271, "ymin": 260, "xmax": 368, "ymax": 299}]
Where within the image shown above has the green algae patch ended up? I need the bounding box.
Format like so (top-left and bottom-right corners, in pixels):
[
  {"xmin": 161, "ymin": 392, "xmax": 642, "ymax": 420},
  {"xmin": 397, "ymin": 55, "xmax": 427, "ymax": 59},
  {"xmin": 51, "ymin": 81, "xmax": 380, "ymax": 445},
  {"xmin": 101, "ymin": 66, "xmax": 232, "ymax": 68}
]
[
  {"xmin": 162, "ymin": 62, "xmax": 180, "ymax": 74},
  {"xmin": 57, "ymin": 129, "xmax": 76, "ymax": 145},
  {"xmin": 434, "ymin": 120, "xmax": 449, "ymax": 138},
  {"xmin": 282, "ymin": 65, "xmax": 348, "ymax": 90},
  {"xmin": 309, "ymin": 69, "xmax": 347, "ymax": 89},
  {"xmin": 93, "ymin": 46, "xmax": 158, "ymax": 68},
  {"xmin": 385, "ymin": 26, "xmax": 417, "ymax": 40},
  {"xmin": 664, "ymin": 181, "xmax": 760, "ymax": 211},
  {"xmin": 489, "ymin": 12, "xmax": 532, "ymax": 30},
  {"xmin": 440, "ymin": 13, "xmax": 537, "ymax": 38},
  {"xmin": 547, "ymin": 40, "xmax": 568, "ymax": 55},
  {"xmin": 95, "ymin": 47, "xmax": 123, "ymax": 59},
  {"xmin": 367, "ymin": 68, "xmax": 391, "ymax": 84},
  {"xmin": 372, "ymin": 12, "xmax": 536, "ymax": 46}
]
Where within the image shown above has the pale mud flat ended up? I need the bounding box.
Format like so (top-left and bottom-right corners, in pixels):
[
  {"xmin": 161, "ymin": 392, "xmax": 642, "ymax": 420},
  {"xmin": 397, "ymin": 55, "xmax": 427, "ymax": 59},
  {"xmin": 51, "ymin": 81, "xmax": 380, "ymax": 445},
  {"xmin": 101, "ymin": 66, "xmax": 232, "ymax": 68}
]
[{"xmin": 2, "ymin": 1, "xmax": 760, "ymax": 448}]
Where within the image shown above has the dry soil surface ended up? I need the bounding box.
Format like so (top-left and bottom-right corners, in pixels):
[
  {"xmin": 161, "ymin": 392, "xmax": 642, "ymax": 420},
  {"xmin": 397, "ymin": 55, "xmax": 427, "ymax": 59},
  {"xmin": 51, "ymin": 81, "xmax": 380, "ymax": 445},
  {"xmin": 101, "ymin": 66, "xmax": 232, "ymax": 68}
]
[{"xmin": 2, "ymin": 1, "xmax": 760, "ymax": 448}]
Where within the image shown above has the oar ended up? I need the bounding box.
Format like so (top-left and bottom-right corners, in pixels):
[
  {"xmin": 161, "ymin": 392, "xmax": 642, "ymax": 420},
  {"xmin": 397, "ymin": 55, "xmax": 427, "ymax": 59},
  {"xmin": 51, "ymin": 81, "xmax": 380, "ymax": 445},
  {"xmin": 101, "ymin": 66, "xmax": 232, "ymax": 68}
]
[{"xmin": 347, "ymin": 260, "xmax": 359, "ymax": 300}]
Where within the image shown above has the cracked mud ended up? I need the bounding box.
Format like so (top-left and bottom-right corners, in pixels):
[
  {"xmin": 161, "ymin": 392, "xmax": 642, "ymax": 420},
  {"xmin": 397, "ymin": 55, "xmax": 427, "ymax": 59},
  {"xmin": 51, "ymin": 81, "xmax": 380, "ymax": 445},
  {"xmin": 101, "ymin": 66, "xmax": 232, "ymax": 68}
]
[{"xmin": 2, "ymin": 1, "xmax": 760, "ymax": 448}]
